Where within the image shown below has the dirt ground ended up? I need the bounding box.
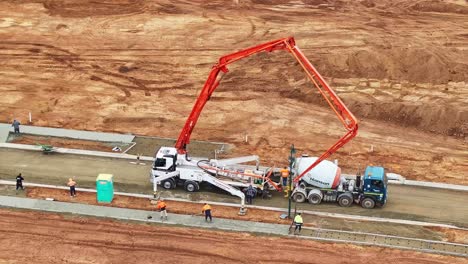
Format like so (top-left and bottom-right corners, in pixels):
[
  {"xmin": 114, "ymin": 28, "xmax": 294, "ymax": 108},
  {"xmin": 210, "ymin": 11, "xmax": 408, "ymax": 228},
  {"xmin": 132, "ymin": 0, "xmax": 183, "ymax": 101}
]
[
  {"xmin": 1, "ymin": 1, "xmax": 467, "ymax": 261},
  {"xmin": 8, "ymin": 134, "xmax": 127, "ymax": 153},
  {"xmin": 126, "ymin": 136, "xmax": 225, "ymax": 157},
  {"xmin": 427, "ymin": 226, "xmax": 468, "ymax": 244},
  {"xmin": 0, "ymin": 208, "xmax": 466, "ymax": 264},
  {"xmin": 0, "ymin": 1, "xmax": 467, "ymax": 184}
]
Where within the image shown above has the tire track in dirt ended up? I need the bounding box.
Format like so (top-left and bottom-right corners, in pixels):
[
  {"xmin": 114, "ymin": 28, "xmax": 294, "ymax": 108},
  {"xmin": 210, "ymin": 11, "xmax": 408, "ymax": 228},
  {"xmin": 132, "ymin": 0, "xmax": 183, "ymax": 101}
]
[{"xmin": 0, "ymin": 41, "xmax": 166, "ymax": 97}]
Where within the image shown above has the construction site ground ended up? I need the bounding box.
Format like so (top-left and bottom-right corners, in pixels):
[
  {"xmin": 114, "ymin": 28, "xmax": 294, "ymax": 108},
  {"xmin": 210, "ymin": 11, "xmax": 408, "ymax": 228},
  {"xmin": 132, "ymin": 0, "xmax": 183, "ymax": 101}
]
[
  {"xmin": 1, "ymin": 0, "xmax": 468, "ymax": 262},
  {"xmin": 6, "ymin": 133, "xmax": 224, "ymax": 158},
  {"xmin": 1, "ymin": 184, "xmax": 467, "ymax": 246},
  {"xmin": 124, "ymin": 136, "xmax": 224, "ymax": 157},
  {"xmin": 1, "ymin": 148, "xmax": 467, "ymax": 229},
  {"xmin": 1, "ymin": 207, "xmax": 466, "ymax": 264},
  {"xmin": 0, "ymin": 0, "xmax": 467, "ymax": 186},
  {"xmin": 7, "ymin": 133, "xmax": 129, "ymax": 153}
]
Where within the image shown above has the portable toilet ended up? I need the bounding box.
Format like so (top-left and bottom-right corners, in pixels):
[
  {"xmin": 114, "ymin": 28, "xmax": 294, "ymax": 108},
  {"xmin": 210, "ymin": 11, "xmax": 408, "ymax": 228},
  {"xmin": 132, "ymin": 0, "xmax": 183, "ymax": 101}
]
[{"xmin": 96, "ymin": 174, "xmax": 114, "ymax": 203}]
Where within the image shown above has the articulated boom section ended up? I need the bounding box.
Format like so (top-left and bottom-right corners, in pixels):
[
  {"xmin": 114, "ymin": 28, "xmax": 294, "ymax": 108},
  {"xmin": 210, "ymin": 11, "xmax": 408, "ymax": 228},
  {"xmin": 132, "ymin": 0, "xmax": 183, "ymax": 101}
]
[
  {"xmin": 175, "ymin": 38, "xmax": 296, "ymax": 154},
  {"xmin": 201, "ymin": 173, "xmax": 246, "ymax": 207},
  {"xmin": 174, "ymin": 37, "xmax": 358, "ymax": 185},
  {"xmin": 288, "ymin": 46, "xmax": 358, "ymax": 183}
]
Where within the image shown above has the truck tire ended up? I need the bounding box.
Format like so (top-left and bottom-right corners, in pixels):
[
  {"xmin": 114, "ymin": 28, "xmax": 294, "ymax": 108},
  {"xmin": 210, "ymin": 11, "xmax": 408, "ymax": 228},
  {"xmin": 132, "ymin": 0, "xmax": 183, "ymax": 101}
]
[
  {"xmin": 308, "ymin": 193, "xmax": 322, "ymax": 205},
  {"xmin": 292, "ymin": 192, "xmax": 306, "ymax": 203},
  {"xmin": 338, "ymin": 193, "xmax": 353, "ymax": 207},
  {"xmin": 361, "ymin": 197, "xmax": 375, "ymax": 209},
  {"xmin": 161, "ymin": 179, "xmax": 175, "ymax": 189},
  {"xmin": 307, "ymin": 189, "xmax": 323, "ymax": 205},
  {"xmin": 184, "ymin": 181, "xmax": 199, "ymax": 192}
]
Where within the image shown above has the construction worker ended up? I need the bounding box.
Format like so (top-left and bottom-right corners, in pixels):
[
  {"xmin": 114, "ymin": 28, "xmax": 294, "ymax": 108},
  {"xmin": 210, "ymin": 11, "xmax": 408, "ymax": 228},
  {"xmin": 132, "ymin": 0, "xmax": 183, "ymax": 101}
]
[
  {"xmin": 15, "ymin": 173, "xmax": 24, "ymax": 191},
  {"xmin": 261, "ymin": 182, "xmax": 270, "ymax": 199},
  {"xmin": 202, "ymin": 203, "xmax": 212, "ymax": 222},
  {"xmin": 156, "ymin": 198, "xmax": 168, "ymax": 221},
  {"xmin": 11, "ymin": 119, "xmax": 20, "ymax": 134},
  {"xmin": 294, "ymin": 213, "xmax": 303, "ymax": 235},
  {"xmin": 245, "ymin": 185, "xmax": 257, "ymax": 205},
  {"xmin": 67, "ymin": 178, "xmax": 76, "ymax": 197},
  {"xmin": 280, "ymin": 167, "xmax": 289, "ymax": 187}
]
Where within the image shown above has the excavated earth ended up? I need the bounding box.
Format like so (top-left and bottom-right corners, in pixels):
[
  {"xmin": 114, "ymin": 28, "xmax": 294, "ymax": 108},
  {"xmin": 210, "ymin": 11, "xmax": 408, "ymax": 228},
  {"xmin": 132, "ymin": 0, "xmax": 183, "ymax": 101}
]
[
  {"xmin": 0, "ymin": 1, "xmax": 467, "ymax": 261},
  {"xmin": 0, "ymin": 208, "xmax": 467, "ymax": 264},
  {"xmin": 0, "ymin": 0, "xmax": 467, "ymax": 184}
]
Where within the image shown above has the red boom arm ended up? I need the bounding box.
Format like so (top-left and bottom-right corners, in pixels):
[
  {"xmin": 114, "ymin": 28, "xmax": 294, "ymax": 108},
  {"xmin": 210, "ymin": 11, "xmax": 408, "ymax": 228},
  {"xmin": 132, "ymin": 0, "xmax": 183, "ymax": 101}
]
[{"xmin": 174, "ymin": 37, "xmax": 358, "ymax": 183}]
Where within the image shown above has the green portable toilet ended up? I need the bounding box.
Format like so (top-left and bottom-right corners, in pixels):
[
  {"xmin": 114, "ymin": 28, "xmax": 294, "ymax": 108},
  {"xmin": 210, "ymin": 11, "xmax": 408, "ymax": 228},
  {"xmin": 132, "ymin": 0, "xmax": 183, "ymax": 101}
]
[{"xmin": 96, "ymin": 174, "xmax": 114, "ymax": 203}]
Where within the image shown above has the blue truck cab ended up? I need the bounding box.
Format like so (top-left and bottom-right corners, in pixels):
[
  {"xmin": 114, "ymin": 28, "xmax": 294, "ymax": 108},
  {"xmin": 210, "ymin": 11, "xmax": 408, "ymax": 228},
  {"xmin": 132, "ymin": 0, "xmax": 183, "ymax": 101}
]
[{"xmin": 361, "ymin": 166, "xmax": 388, "ymax": 208}]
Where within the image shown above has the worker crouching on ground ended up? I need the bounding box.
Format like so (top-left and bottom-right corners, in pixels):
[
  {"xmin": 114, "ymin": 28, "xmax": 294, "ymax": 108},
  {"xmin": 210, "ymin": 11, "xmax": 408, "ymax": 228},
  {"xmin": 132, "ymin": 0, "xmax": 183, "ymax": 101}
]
[
  {"xmin": 156, "ymin": 199, "xmax": 168, "ymax": 221},
  {"xmin": 16, "ymin": 173, "xmax": 24, "ymax": 192},
  {"xmin": 67, "ymin": 178, "xmax": 77, "ymax": 197},
  {"xmin": 294, "ymin": 213, "xmax": 303, "ymax": 235},
  {"xmin": 245, "ymin": 185, "xmax": 257, "ymax": 204},
  {"xmin": 202, "ymin": 203, "xmax": 212, "ymax": 222}
]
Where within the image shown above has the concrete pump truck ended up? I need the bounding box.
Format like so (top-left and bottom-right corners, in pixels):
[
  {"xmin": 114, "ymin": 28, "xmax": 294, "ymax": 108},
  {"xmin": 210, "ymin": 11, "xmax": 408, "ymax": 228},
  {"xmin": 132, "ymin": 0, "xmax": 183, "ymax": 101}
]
[{"xmin": 150, "ymin": 37, "xmax": 387, "ymax": 214}]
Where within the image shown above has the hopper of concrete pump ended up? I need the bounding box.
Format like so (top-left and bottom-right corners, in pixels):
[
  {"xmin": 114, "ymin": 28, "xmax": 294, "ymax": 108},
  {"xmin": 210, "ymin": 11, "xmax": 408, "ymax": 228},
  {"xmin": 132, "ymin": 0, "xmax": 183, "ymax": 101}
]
[{"xmin": 295, "ymin": 157, "xmax": 341, "ymax": 188}]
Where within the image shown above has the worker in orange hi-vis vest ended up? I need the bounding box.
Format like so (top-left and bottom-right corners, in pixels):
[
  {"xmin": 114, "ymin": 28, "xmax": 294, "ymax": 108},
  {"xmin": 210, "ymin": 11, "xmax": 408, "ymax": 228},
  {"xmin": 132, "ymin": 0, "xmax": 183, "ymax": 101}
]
[
  {"xmin": 280, "ymin": 167, "xmax": 289, "ymax": 187},
  {"xmin": 202, "ymin": 203, "xmax": 212, "ymax": 222},
  {"xmin": 156, "ymin": 199, "xmax": 168, "ymax": 221},
  {"xmin": 67, "ymin": 178, "xmax": 77, "ymax": 197}
]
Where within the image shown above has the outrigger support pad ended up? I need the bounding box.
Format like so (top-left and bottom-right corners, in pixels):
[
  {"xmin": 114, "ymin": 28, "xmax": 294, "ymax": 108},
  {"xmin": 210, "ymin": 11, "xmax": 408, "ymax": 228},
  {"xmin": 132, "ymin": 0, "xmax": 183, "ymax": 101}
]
[{"xmin": 238, "ymin": 207, "xmax": 247, "ymax": 216}]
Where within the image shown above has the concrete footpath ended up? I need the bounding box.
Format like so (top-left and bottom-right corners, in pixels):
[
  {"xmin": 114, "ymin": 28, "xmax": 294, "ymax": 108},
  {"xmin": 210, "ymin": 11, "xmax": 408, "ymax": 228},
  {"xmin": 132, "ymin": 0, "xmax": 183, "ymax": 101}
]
[
  {"xmin": 0, "ymin": 123, "xmax": 134, "ymax": 143},
  {"xmin": 0, "ymin": 195, "xmax": 289, "ymax": 236},
  {"xmin": 0, "ymin": 142, "xmax": 153, "ymax": 161}
]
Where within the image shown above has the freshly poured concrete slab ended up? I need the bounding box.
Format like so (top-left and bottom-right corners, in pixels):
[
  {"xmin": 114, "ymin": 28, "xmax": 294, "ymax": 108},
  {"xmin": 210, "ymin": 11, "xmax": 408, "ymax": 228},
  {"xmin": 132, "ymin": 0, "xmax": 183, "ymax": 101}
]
[{"xmin": 0, "ymin": 123, "xmax": 134, "ymax": 143}]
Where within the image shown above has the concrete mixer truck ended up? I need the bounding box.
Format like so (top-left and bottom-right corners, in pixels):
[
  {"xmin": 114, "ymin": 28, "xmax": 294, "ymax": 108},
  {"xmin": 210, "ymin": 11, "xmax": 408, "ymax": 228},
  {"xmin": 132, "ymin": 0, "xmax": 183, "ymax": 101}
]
[{"xmin": 291, "ymin": 157, "xmax": 387, "ymax": 209}]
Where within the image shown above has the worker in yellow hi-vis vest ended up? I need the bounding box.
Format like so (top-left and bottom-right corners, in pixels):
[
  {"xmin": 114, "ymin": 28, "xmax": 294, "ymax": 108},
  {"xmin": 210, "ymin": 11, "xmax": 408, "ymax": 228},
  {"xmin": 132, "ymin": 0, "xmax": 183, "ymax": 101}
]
[{"xmin": 294, "ymin": 213, "xmax": 303, "ymax": 235}]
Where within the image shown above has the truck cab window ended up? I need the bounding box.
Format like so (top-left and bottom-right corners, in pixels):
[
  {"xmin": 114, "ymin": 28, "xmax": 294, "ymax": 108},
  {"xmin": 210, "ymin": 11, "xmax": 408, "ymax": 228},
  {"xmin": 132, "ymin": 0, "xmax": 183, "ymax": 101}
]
[
  {"xmin": 155, "ymin": 158, "xmax": 166, "ymax": 167},
  {"xmin": 371, "ymin": 180, "xmax": 383, "ymax": 189}
]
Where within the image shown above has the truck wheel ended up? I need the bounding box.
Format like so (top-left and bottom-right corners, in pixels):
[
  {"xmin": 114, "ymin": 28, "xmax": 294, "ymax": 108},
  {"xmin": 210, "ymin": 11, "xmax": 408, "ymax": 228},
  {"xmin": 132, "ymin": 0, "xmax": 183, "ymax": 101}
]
[
  {"xmin": 361, "ymin": 197, "xmax": 375, "ymax": 209},
  {"xmin": 292, "ymin": 192, "xmax": 306, "ymax": 203},
  {"xmin": 161, "ymin": 179, "xmax": 175, "ymax": 189},
  {"xmin": 308, "ymin": 193, "xmax": 322, "ymax": 205},
  {"xmin": 338, "ymin": 194, "xmax": 353, "ymax": 207},
  {"xmin": 184, "ymin": 181, "xmax": 199, "ymax": 192}
]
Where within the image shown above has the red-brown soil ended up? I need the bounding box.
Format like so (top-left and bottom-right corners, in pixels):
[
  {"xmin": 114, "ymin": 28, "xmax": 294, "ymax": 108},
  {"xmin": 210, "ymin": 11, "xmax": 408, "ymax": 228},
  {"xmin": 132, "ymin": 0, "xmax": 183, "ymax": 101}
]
[
  {"xmin": 0, "ymin": 0, "xmax": 466, "ymax": 184},
  {"xmin": 427, "ymin": 226, "xmax": 468, "ymax": 244},
  {"xmin": 10, "ymin": 135, "xmax": 118, "ymax": 152},
  {"xmin": 0, "ymin": 208, "xmax": 466, "ymax": 264}
]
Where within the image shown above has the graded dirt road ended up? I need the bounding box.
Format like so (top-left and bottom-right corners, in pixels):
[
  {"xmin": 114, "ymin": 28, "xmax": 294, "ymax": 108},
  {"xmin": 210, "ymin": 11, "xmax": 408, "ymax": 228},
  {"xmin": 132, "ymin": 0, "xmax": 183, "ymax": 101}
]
[
  {"xmin": 0, "ymin": 208, "xmax": 466, "ymax": 264},
  {"xmin": 1, "ymin": 149, "xmax": 467, "ymax": 227},
  {"xmin": 0, "ymin": 0, "xmax": 466, "ymax": 185}
]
